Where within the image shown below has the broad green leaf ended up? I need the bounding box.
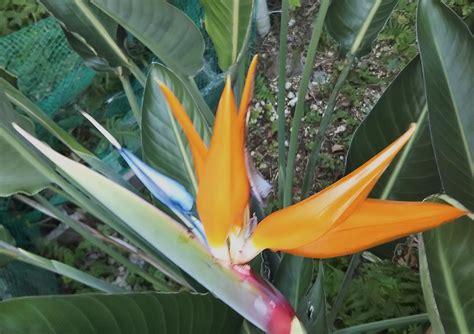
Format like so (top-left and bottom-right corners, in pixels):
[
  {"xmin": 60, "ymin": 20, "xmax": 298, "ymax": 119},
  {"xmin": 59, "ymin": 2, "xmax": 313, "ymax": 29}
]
[
  {"xmin": 298, "ymin": 261, "xmax": 328, "ymax": 334},
  {"xmin": 201, "ymin": 0, "xmax": 253, "ymax": 71},
  {"xmin": 15, "ymin": 127, "xmax": 302, "ymax": 332},
  {"xmin": 417, "ymin": 0, "xmax": 474, "ymax": 211},
  {"xmin": 0, "ymin": 292, "xmax": 242, "ymax": 333},
  {"xmin": 0, "ymin": 129, "xmax": 49, "ymax": 196},
  {"xmin": 346, "ymin": 57, "xmax": 441, "ymax": 201},
  {"xmin": 419, "ymin": 196, "xmax": 474, "ymax": 333},
  {"xmin": 91, "ymin": 0, "xmax": 205, "ymax": 76},
  {"xmin": 142, "ymin": 64, "xmax": 211, "ymax": 194},
  {"xmin": 0, "ymin": 241, "xmax": 123, "ymax": 293},
  {"xmin": 274, "ymin": 255, "xmax": 314, "ymax": 309},
  {"xmin": 39, "ymin": 0, "xmax": 127, "ymax": 69},
  {"xmin": 325, "ymin": 0, "xmax": 398, "ymax": 56},
  {"xmin": 260, "ymin": 250, "xmax": 281, "ymax": 282},
  {"xmin": 0, "ymin": 90, "xmax": 49, "ymax": 196}
]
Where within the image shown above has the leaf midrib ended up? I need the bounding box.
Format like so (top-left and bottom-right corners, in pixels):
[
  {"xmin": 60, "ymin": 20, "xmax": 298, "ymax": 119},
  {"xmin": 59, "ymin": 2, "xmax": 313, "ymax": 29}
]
[
  {"xmin": 423, "ymin": 11, "xmax": 474, "ymax": 177},
  {"xmin": 435, "ymin": 229, "xmax": 469, "ymax": 333},
  {"xmin": 379, "ymin": 104, "xmax": 428, "ymax": 200}
]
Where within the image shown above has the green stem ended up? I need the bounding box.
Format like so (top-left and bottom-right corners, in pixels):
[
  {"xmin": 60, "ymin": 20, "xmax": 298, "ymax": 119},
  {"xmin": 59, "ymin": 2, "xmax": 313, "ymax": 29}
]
[
  {"xmin": 301, "ymin": 55, "xmax": 355, "ymax": 198},
  {"xmin": 128, "ymin": 61, "xmax": 147, "ymax": 87},
  {"xmin": 350, "ymin": 0, "xmax": 383, "ymax": 55},
  {"xmin": 301, "ymin": 0, "xmax": 383, "ymax": 198},
  {"xmin": 282, "ymin": 0, "xmax": 331, "ymax": 207},
  {"xmin": 119, "ymin": 73, "xmax": 142, "ymax": 125},
  {"xmin": 0, "ymin": 241, "xmax": 124, "ymax": 293},
  {"xmin": 327, "ymin": 252, "xmax": 361, "ymax": 329},
  {"xmin": 30, "ymin": 194, "xmax": 172, "ymax": 291},
  {"xmin": 333, "ymin": 313, "xmax": 429, "ymax": 334},
  {"xmin": 276, "ymin": 0, "xmax": 290, "ymax": 206}
]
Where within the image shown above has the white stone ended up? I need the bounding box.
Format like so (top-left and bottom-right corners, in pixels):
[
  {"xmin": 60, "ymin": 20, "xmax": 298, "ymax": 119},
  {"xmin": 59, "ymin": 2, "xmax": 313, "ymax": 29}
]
[{"xmin": 289, "ymin": 97, "xmax": 298, "ymax": 107}]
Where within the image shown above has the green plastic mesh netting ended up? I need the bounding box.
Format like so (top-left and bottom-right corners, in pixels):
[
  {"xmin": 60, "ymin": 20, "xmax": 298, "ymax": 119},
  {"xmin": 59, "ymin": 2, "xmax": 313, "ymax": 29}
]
[
  {"xmin": 171, "ymin": 0, "xmax": 225, "ymax": 107},
  {"xmin": 0, "ymin": 262, "xmax": 59, "ymax": 299},
  {"xmin": 0, "ymin": 17, "xmax": 96, "ymax": 116}
]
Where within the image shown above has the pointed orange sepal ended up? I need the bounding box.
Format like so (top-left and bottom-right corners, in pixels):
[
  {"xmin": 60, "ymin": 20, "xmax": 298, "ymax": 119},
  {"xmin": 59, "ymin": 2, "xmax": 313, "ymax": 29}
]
[
  {"xmin": 287, "ymin": 199, "xmax": 467, "ymax": 258},
  {"xmin": 238, "ymin": 55, "xmax": 258, "ymax": 129},
  {"xmin": 249, "ymin": 125, "xmax": 416, "ymax": 251},
  {"xmin": 197, "ymin": 77, "xmax": 249, "ymax": 251},
  {"xmin": 157, "ymin": 81, "xmax": 208, "ymax": 180}
]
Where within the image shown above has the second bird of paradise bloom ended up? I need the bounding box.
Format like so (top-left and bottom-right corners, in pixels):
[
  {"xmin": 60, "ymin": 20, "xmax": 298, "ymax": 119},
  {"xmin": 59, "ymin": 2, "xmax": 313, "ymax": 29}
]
[{"xmin": 155, "ymin": 55, "xmax": 467, "ymax": 264}]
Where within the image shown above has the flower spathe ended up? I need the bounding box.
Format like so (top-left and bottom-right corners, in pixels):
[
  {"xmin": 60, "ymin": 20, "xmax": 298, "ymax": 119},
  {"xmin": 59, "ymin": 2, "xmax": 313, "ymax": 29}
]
[{"xmin": 160, "ymin": 55, "xmax": 467, "ymax": 264}]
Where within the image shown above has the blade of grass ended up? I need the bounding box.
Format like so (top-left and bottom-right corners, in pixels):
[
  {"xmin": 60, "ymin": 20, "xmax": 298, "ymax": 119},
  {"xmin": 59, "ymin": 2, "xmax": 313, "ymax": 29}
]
[
  {"xmin": 301, "ymin": 54, "xmax": 354, "ymax": 197},
  {"xmin": 282, "ymin": 0, "xmax": 331, "ymax": 207}
]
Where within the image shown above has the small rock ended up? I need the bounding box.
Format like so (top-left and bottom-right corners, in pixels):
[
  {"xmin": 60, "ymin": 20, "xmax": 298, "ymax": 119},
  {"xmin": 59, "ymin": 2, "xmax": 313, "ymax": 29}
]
[
  {"xmin": 340, "ymin": 98, "xmax": 351, "ymax": 107},
  {"xmin": 287, "ymin": 91, "xmax": 296, "ymax": 99},
  {"xmin": 288, "ymin": 18, "xmax": 296, "ymax": 27},
  {"xmin": 334, "ymin": 125, "xmax": 346, "ymax": 134},
  {"xmin": 332, "ymin": 144, "xmax": 344, "ymax": 153},
  {"xmin": 289, "ymin": 97, "xmax": 298, "ymax": 107},
  {"xmin": 312, "ymin": 70, "xmax": 328, "ymax": 84},
  {"xmin": 285, "ymin": 82, "xmax": 292, "ymax": 90}
]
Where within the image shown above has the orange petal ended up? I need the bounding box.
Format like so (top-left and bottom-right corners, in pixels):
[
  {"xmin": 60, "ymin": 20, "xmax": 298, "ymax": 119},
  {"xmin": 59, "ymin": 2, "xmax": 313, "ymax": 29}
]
[
  {"xmin": 286, "ymin": 199, "xmax": 467, "ymax": 258},
  {"xmin": 157, "ymin": 82, "xmax": 208, "ymax": 179},
  {"xmin": 197, "ymin": 78, "xmax": 249, "ymax": 254},
  {"xmin": 250, "ymin": 125, "xmax": 416, "ymax": 251},
  {"xmin": 238, "ymin": 55, "xmax": 258, "ymax": 129},
  {"xmin": 233, "ymin": 56, "xmax": 258, "ymax": 227}
]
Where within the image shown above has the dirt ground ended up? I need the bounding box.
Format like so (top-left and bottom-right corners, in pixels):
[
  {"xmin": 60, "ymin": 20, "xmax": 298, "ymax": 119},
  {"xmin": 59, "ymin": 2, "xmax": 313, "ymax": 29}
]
[{"xmin": 248, "ymin": 0, "xmax": 414, "ymax": 203}]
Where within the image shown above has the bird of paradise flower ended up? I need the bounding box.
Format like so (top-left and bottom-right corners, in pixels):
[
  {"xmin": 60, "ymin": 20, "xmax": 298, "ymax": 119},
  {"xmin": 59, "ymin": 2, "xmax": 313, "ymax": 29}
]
[
  {"xmin": 82, "ymin": 55, "xmax": 465, "ymax": 267},
  {"xmin": 14, "ymin": 55, "xmax": 468, "ymax": 334}
]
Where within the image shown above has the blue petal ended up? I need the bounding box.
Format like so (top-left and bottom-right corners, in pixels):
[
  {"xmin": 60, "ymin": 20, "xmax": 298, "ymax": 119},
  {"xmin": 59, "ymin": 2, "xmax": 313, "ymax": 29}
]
[
  {"xmin": 120, "ymin": 149, "xmax": 207, "ymax": 245},
  {"xmin": 119, "ymin": 149, "xmax": 194, "ymax": 212},
  {"xmin": 80, "ymin": 112, "xmax": 207, "ymax": 245}
]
